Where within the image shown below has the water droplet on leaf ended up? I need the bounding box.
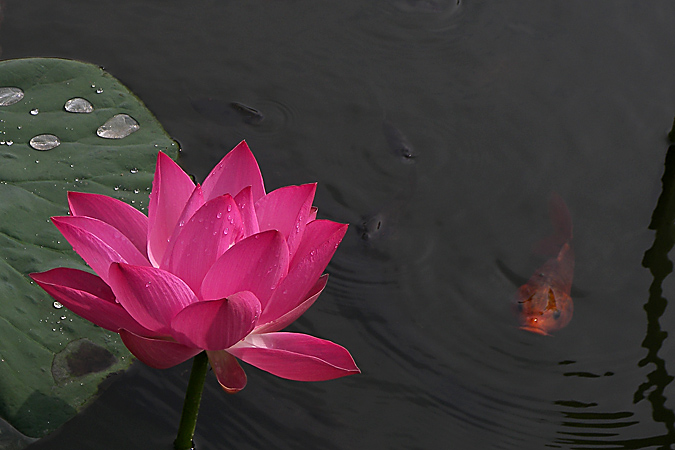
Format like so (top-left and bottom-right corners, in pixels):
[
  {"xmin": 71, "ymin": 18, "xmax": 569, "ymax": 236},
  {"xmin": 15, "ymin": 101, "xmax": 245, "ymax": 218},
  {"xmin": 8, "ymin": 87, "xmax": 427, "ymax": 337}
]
[
  {"xmin": 0, "ymin": 87, "xmax": 24, "ymax": 106},
  {"xmin": 30, "ymin": 134, "xmax": 61, "ymax": 151},
  {"xmin": 53, "ymin": 301, "xmax": 63, "ymax": 309},
  {"xmin": 96, "ymin": 114, "xmax": 140, "ymax": 139},
  {"xmin": 29, "ymin": 108, "xmax": 39, "ymax": 116},
  {"xmin": 64, "ymin": 97, "xmax": 94, "ymax": 113}
]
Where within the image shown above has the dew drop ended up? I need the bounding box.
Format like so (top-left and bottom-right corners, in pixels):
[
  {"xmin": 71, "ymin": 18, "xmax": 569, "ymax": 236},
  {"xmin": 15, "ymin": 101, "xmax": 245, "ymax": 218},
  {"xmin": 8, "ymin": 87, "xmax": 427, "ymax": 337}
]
[
  {"xmin": 53, "ymin": 301, "xmax": 63, "ymax": 309},
  {"xmin": 60, "ymin": 316, "xmax": 67, "ymax": 320},
  {"xmin": 96, "ymin": 114, "xmax": 140, "ymax": 139},
  {"xmin": 29, "ymin": 108, "xmax": 39, "ymax": 116},
  {"xmin": 227, "ymin": 205, "xmax": 232, "ymax": 212},
  {"xmin": 30, "ymin": 134, "xmax": 61, "ymax": 151},
  {"xmin": 130, "ymin": 168, "xmax": 139, "ymax": 174},
  {"xmin": 0, "ymin": 87, "xmax": 24, "ymax": 106},
  {"xmin": 144, "ymin": 281, "xmax": 152, "ymax": 288},
  {"xmin": 64, "ymin": 97, "xmax": 94, "ymax": 113},
  {"xmin": 223, "ymin": 227, "xmax": 229, "ymax": 235},
  {"xmin": 216, "ymin": 212, "xmax": 223, "ymax": 219},
  {"xmin": 96, "ymin": 88, "xmax": 104, "ymax": 94}
]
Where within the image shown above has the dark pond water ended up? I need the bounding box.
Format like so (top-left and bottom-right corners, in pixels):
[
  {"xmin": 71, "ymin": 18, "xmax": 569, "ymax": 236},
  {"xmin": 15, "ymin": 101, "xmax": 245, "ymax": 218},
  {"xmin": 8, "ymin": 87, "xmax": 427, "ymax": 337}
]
[{"xmin": 2, "ymin": 1, "xmax": 675, "ymax": 449}]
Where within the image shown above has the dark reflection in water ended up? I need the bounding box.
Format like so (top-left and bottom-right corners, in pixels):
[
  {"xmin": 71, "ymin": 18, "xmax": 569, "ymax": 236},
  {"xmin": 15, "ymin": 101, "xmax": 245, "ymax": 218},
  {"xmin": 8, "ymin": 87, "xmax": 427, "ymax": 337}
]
[
  {"xmin": 635, "ymin": 132, "xmax": 675, "ymax": 444},
  {"xmin": 555, "ymin": 125, "xmax": 675, "ymax": 449}
]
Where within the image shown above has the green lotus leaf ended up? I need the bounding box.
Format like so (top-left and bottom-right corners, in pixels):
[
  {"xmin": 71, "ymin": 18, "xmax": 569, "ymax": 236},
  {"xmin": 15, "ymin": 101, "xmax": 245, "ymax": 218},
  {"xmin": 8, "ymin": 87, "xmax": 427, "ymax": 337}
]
[{"xmin": 0, "ymin": 57, "xmax": 179, "ymax": 439}]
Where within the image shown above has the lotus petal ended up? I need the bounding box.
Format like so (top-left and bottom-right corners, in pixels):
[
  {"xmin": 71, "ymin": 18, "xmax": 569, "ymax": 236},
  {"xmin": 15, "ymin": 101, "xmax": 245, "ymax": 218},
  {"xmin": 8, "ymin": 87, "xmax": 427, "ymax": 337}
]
[
  {"xmin": 160, "ymin": 195, "xmax": 243, "ymax": 294},
  {"xmin": 261, "ymin": 220, "xmax": 347, "ymax": 323},
  {"xmin": 108, "ymin": 263, "xmax": 197, "ymax": 333},
  {"xmin": 206, "ymin": 350, "xmax": 247, "ymax": 393},
  {"xmin": 30, "ymin": 268, "xmax": 152, "ymax": 336},
  {"xmin": 229, "ymin": 332, "xmax": 360, "ymax": 381},
  {"xmin": 170, "ymin": 185, "xmax": 206, "ymax": 237},
  {"xmin": 201, "ymin": 230, "xmax": 289, "ymax": 308},
  {"xmin": 202, "ymin": 141, "xmax": 265, "ymax": 203},
  {"xmin": 308, "ymin": 206, "xmax": 318, "ymax": 223},
  {"xmin": 120, "ymin": 329, "xmax": 201, "ymax": 369},
  {"xmin": 51, "ymin": 216, "xmax": 150, "ymax": 283},
  {"xmin": 170, "ymin": 291, "xmax": 261, "ymax": 350},
  {"xmin": 147, "ymin": 152, "xmax": 196, "ymax": 266},
  {"xmin": 254, "ymin": 183, "xmax": 316, "ymax": 259},
  {"xmin": 68, "ymin": 192, "xmax": 148, "ymax": 257},
  {"xmin": 290, "ymin": 219, "xmax": 348, "ymax": 269},
  {"xmin": 234, "ymin": 186, "xmax": 260, "ymax": 237},
  {"xmin": 256, "ymin": 275, "xmax": 327, "ymax": 334}
]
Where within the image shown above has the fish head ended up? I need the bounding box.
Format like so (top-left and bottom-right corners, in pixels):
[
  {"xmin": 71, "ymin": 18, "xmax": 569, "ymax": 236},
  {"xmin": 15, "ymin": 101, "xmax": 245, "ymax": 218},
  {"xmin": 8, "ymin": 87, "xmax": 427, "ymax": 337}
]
[{"xmin": 515, "ymin": 284, "xmax": 573, "ymax": 336}]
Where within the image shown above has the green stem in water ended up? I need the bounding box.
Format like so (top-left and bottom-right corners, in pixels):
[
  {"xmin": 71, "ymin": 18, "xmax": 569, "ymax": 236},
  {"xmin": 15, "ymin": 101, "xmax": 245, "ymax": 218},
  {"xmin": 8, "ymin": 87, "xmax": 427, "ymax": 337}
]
[{"xmin": 174, "ymin": 351, "xmax": 209, "ymax": 450}]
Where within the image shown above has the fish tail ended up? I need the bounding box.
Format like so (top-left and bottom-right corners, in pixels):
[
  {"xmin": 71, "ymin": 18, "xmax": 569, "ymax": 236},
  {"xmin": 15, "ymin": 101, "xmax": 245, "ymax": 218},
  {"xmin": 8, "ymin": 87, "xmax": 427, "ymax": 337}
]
[
  {"xmin": 534, "ymin": 194, "xmax": 573, "ymax": 256},
  {"xmin": 549, "ymin": 193, "xmax": 573, "ymax": 241}
]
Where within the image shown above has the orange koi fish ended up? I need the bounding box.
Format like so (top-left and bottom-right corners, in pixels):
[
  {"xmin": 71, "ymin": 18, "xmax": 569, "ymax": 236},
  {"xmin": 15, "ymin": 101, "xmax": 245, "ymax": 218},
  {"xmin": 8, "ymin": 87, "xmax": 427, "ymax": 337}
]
[{"xmin": 515, "ymin": 195, "xmax": 574, "ymax": 336}]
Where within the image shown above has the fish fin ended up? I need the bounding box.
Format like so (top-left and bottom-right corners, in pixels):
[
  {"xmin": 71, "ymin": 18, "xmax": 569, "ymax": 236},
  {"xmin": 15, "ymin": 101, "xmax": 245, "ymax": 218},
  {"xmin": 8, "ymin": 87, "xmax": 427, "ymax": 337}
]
[{"xmin": 496, "ymin": 259, "xmax": 530, "ymax": 287}]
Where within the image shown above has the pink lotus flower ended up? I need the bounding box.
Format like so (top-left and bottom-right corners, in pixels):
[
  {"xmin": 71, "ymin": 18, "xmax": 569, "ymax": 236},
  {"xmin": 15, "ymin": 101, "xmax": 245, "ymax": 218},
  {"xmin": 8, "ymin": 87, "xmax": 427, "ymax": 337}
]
[{"xmin": 31, "ymin": 141, "xmax": 359, "ymax": 392}]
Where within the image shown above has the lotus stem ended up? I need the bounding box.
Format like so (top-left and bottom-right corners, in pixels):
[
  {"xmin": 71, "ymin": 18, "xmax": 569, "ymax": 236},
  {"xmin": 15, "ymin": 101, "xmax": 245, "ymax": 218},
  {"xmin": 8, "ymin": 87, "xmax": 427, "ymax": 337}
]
[{"xmin": 174, "ymin": 351, "xmax": 209, "ymax": 450}]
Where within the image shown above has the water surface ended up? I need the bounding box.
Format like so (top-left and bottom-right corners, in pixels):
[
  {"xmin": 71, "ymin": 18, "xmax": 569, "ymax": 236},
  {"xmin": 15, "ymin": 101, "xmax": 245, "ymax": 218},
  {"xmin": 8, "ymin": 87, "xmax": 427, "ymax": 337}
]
[{"xmin": 2, "ymin": 1, "xmax": 675, "ymax": 448}]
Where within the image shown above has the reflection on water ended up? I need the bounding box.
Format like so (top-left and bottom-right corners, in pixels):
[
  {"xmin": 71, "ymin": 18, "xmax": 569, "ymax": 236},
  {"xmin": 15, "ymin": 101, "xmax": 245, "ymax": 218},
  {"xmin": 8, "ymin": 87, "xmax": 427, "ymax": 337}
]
[
  {"xmin": 635, "ymin": 138, "xmax": 675, "ymax": 444},
  {"xmin": 555, "ymin": 126, "xmax": 675, "ymax": 448}
]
